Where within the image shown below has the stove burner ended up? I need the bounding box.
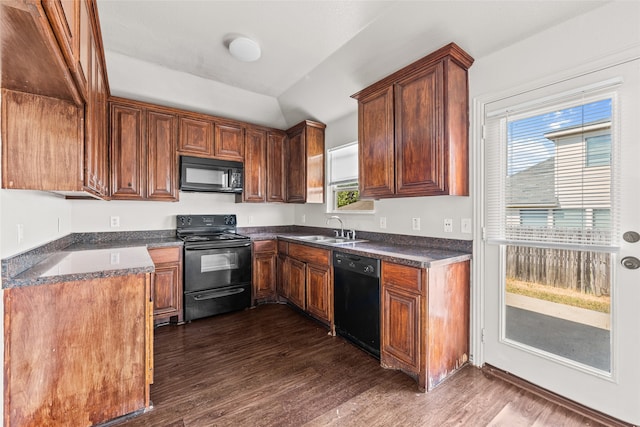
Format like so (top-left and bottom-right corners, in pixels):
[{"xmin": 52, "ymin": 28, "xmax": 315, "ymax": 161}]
[{"xmin": 176, "ymin": 215, "xmax": 249, "ymax": 249}]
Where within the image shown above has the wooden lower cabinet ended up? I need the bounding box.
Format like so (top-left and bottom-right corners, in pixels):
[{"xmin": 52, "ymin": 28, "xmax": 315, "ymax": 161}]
[
  {"xmin": 381, "ymin": 259, "xmax": 470, "ymax": 391},
  {"xmin": 148, "ymin": 246, "xmax": 183, "ymax": 325},
  {"xmin": 276, "ymin": 242, "xmax": 332, "ymax": 325},
  {"xmin": 287, "ymin": 257, "xmax": 307, "ymax": 310},
  {"xmin": 382, "ymin": 285, "xmax": 421, "ymax": 371},
  {"xmin": 3, "ymin": 273, "xmax": 153, "ymax": 426},
  {"xmin": 306, "ymin": 263, "xmax": 331, "ymax": 323},
  {"xmin": 252, "ymin": 240, "xmax": 277, "ymax": 302}
]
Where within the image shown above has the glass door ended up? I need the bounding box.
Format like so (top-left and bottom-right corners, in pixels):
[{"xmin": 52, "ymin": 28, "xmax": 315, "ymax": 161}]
[{"xmin": 482, "ymin": 58, "xmax": 640, "ymax": 424}]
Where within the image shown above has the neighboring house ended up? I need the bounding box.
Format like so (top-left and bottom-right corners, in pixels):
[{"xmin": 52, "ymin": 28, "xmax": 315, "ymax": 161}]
[{"xmin": 506, "ymin": 120, "xmax": 612, "ymax": 231}]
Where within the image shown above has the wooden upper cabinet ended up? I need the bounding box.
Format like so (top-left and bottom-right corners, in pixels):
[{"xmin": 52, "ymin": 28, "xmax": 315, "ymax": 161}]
[
  {"xmin": 178, "ymin": 116, "xmax": 213, "ymax": 156},
  {"xmin": 395, "ymin": 62, "xmax": 444, "ymax": 196},
  {"xmin": 1, "ymin": 90, "xmax": 83, "ymax": 191},
  {"xmin": 42, "ymin": 0, "xmax": 94, "ymax": 99},
  {"xmin": 286, "ymin": 125, "xmax": 305, "ymax": 203},
  {"xmin": 266, "ymin": 130, "xmax": 287, "ymax": 203},
  {"xmin": 214, "ymin": 121, "xmax": 244, "ymax": 161},
  {"xmin": 110, "ymin": 102, "xmax": 145, "ymax": 199},
  {"xmin": 178, "ymin": 116, "xmax": 244, "ymax": 162},
  {"xmin": 147, "ymin": 110, "xmax": 178, "ymax": 201},
  {"xmin": 84, "ymin": 28, "xmax": 109, "ymax": 198},
  {"xmin": 358, "ymin": 86, "xmax": 395, "ymax": 198},
  {"xmin": 285, "ymin": 120, "xmax": 326, "ymax": 203},
  {"xmin": 243, "ymin": 126, "xmax": 267, "ymax": 202},
  {"xmin": 110, "ymin": 99, "xmax": 179, "ymax": 201},
  {"xmin": 40, "ymin": 0, "xmax": 110, "ymax": 198},
  {"xmin": 352, "ymin": 42, "xmax": 474, "ymax": 198}
]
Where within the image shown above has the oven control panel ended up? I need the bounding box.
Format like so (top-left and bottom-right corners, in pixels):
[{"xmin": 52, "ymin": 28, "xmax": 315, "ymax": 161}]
[{"xmin": 177, "ymin": 214, "xmax": 237, "ymax": 228}]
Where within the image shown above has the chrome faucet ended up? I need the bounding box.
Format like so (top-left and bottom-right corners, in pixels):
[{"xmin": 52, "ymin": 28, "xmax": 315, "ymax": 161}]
[{"xmin": 326, "ymin": 215, "xmax": 345, "ymax": 238}]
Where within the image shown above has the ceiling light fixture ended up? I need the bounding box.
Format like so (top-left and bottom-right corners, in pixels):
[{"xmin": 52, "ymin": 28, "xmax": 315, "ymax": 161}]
[{"xmin": 228, "ymin": 37, "xmax": 261, "ymax": 62}]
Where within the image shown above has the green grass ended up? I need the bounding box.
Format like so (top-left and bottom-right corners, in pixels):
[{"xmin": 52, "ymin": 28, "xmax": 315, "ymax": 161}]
[{"xmin": 506, "ymin": 280, "xmax": 610, "ymax": 313}]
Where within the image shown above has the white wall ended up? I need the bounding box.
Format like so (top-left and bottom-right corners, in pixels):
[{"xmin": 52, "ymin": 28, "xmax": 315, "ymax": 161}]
[
  {"xmin": 0, "ymin": 190, "xmax": 73, "ymax": 258},
  {"xmin": 70, "ymin": 191, "xmax": 294, "ymax": 232},
  {"xmin": 105, "ymin": 50, "xmax": 289, "ymax": 129}
]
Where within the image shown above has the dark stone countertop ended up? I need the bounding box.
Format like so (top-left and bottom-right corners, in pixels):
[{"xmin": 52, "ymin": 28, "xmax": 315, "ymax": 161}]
[
  {"xmin": 2, "ymin": 231, "xmax": 182, "ymax": 289},
  {"xmin": 242, "ymin": 229, "xmax": 472, "ymax": 269}
]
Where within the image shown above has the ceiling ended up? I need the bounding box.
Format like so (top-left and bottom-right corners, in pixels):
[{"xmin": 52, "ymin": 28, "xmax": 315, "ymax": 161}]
[{"xmin": 96, "ymin": 0, "xmax": 608, "ymax": 127}]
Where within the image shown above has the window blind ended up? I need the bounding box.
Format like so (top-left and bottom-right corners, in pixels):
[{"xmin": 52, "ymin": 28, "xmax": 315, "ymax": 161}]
[
  {"xmin": 485, "ymin": 86, "xmax": 620, "ymax": 251},
  {"xmin": 328, "ymin": 142, "xmax": 358, "ymax": 185}
]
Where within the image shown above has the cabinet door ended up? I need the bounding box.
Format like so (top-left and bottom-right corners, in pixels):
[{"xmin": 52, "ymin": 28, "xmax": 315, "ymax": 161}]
[
  {"xmin": 381, "ymin": 285, "xmax": 421, "ymax": 372},
  {"xmin": 77, "ymin": 0, "xmax": 91, "ymax": 93},
  {"xmin": 305, "ymin": 124, "xmax": 325, "ymax": 204},
  {"xmin": 287, "ymin": 257, "xmax": 306, "ymax": 309},
  {"xmin": 152, "ymin": 264, "xmax": 182, "ymax": 322},
  {"xmin": 306, "ymin": 263, "xmax": 331, "ymax": 323},
  {"xmin": 266, "ymin": 131, "xmax": 286, "ymax": 202},
  {"xmin": 147, "ymin": 110, "xmax": 178, "ymax": 201},
  {"xmin": 358, "ymin": 86, "xmax": 395, "ymax": 198},
  {"xmin": 95, "ymin": 54, "xmax": 109, "ymax": 196},
  {"xmin": 1, "ymin": 90, "xmax": 82, "ymax": 191},
  {"xmin": 84, "ymin": 31, "xmax": 108, "ymax": 197},
  {"xmin": 43, "ymin": 0, "xmax": 80, "ymax": 90},
  {"xmin": 214, "ymin": 122, "xmax": 244, "ymax": 161},
  {"xmin": 286, "ymin": 126, "xmax": 306, "ymax": 203},
  {"xmin": 253, "ymin": 252, "xmax": 277, "ymax": 300},
  {"xmin": 243, "ymin": 127, "xmax": 267, "ymax": 202},
  {"xmin": 277, "ymin": 253, "xmax": 289, "ymax": 298},
  {"xmin": 149, "ymin": 246, "xmax": 183, "ymax": 325},
  {"xmin": 110, "ymin": 103, "xmax": 145, "ymax": 199},
  {"xmin": 178, "ymin": 116, "xmax": 213, "ymax": 156},
  {"xmin": 394, "ymin": 62, "xmax": 445, "ymax": 196}
]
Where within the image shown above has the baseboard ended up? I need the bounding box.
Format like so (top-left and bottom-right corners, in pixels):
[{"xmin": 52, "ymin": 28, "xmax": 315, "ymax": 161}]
[{"xmin": 482, "ymin": 365, "xmax": 633, "ymax": 427}]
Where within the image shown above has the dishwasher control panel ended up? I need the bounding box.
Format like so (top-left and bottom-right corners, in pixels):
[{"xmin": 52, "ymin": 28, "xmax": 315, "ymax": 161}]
[{"xmin": 333, "ymin": 251, "xmax": 380, "ymax": 278}]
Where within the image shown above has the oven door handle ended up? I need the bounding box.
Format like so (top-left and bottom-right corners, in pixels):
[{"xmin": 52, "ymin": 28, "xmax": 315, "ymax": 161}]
[
  {"xmin": 193, "ymin": 288, "xmax": 246, "ymax": 301},
  {"xmin": 184, "ymin": 241, "xmax": 251, "ymax": 250}
]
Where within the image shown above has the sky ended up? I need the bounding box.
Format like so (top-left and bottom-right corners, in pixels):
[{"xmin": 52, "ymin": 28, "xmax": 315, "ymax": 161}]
[{"xmin": 507, "ymin": 98, "xmax": 612, "ymax": 176}]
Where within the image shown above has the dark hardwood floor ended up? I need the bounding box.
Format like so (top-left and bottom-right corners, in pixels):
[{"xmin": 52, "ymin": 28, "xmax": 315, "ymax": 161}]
[{"xmin": 116, "ymin": 303, "xmax": 607, "ymax": 427}]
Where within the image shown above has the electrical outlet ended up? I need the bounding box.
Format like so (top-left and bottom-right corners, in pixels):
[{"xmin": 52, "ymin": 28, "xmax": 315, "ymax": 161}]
[
  {"xmin": 57, "ymin": 217, "xmax": 62, "ymax": 233},
  {"xmin": 461, "ymin": 218, "xmax": 472, "ymax": 234},
  {"xmin": 379, "ymin": 217, "xmax": 387, "ymax": 229},
  {"xmin": 17, "ymin": 224, "xmax": 24, "ymax": 244},
  {"xmin": 444, "ymin": 218, "xmax": 453, "ymax": 233},
  {"xmin": 412, "ymin": 217, "xmax": 421, "ymax": 231},
  {"xmin": 110, "ymin": 252, "xmax": 120, "ymax": 265},
  {"xmin": 110, "ymin": 216, "xmax": 120, "ymax": 228},
  {"xmin": 301, "ymin": 214, "xmax": 306, "ymax": 224},
  {"xmin": 247, "ymin": 215, "xmax": 254, "ymax": 224}
]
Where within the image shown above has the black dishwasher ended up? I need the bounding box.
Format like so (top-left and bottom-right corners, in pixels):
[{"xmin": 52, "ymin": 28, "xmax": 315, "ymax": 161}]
[{"xmin": 333, "ymin": 251, "xmax": 381, "ymax": 358}]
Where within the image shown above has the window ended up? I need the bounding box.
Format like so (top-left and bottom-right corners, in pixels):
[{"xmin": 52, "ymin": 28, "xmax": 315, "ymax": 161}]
[
  {"xmin": 586, "ymin": 134, "xmax": 611, "ymax": 167},
  {"xmin": 485, "ymin": 81, "xmax": 620, "ymax": 371},
  {"xmin": 486, "ymin": 94, "xmax": 617, "ymax": 249},
  {"xmin": 327, "ymin": 142, "xmax": 374, "ymax": 213}
]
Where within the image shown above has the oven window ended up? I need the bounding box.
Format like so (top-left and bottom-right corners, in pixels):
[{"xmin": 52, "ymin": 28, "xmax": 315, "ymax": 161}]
[
  {"xmin": 201, "ymin": 252, "xmax": 238, "ymax": 273},
  {"xmin": 186, "ymin": 167, "xmax": 227, "ymax": 186}
]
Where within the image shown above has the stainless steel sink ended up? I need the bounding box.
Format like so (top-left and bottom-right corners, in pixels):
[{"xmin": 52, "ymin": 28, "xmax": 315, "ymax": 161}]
[{"xmin": 294, "ymin": 235, "xmax": 367, "ymax": 245}]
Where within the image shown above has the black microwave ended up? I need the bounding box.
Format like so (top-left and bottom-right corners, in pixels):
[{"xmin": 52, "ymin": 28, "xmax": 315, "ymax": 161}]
[{"xmin": 180, "ymin": 156, "xmax": 243, "ymax": 194}]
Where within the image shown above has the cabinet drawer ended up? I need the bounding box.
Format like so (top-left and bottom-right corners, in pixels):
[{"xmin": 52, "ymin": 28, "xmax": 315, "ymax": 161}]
[
  {"xmin": 148, "ymin": 246, "xmax": 182, "ymax": 265},
  {"xmin": 288, "ymin": 243, "xmax": 330, "ymax": 266},
  {"xmin": 382, "ymin": 261, "xmax": 422, "ymax": 293},
  {"xmin": 253, "ymin": 239, "xmax": 276, "ymax": 253}
]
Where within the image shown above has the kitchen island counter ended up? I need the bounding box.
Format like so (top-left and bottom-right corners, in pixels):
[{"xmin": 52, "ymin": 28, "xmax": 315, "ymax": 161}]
[{"xmin": 2, "ymin": 231, "xmax": 182, "ymax": 289}]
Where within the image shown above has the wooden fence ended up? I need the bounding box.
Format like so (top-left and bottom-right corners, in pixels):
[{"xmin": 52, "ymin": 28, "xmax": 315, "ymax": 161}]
[{"xmin": 506, "ymin": 245, "xmax": 610, "ymax": 297}]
